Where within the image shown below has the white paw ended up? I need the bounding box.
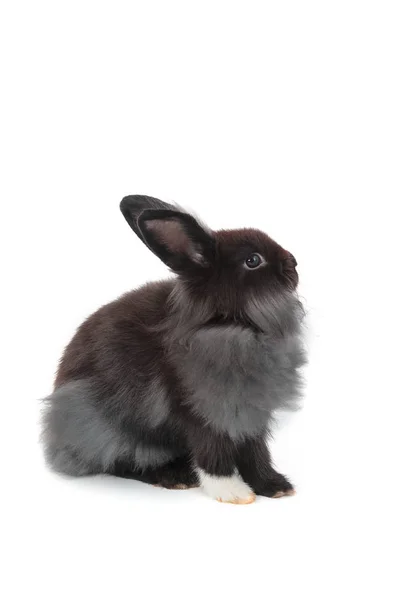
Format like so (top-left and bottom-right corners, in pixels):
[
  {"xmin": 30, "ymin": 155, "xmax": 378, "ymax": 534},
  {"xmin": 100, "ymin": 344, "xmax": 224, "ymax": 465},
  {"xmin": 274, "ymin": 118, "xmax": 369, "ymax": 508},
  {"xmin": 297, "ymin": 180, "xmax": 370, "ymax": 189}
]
[{"xmin": 197, "ymin": 469, "xmax": 256, "ymax": 504}]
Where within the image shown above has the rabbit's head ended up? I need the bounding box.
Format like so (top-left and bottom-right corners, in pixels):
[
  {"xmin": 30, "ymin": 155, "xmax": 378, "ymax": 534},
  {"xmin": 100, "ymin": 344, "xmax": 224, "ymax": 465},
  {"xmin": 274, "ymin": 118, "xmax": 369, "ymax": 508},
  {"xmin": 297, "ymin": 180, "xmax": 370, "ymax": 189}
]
[{"xmin": 121, "ymin": 196, "xmax": 301, "ymax": 333}]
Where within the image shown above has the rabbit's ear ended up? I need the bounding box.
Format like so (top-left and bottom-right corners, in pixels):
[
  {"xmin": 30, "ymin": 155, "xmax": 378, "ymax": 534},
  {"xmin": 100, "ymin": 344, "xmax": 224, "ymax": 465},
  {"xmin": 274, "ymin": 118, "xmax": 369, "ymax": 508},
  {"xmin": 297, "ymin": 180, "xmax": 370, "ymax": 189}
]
[
  {"xmin": 120, "ymin": 195, "xmax": 177, "ymax": 243},
  {"xmin": 137, "ymin": 208, "xmax": 215, "ymax": 272}
]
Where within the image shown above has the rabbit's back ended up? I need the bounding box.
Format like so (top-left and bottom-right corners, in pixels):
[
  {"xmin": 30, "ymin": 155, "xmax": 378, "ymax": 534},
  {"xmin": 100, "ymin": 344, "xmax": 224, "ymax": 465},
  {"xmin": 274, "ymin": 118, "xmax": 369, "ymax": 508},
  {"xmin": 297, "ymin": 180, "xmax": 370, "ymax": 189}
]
[{"xmin": 55, "ymin": 280, "xmax": 174, "ymax": 388}]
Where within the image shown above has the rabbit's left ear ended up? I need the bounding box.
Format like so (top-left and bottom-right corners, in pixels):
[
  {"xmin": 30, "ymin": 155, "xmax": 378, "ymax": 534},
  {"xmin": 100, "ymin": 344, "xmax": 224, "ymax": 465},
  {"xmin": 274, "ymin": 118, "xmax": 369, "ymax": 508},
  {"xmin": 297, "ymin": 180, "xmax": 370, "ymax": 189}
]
[{"xmin": 137, "ymin": 209, "xmax": 215, "ymax": 272}]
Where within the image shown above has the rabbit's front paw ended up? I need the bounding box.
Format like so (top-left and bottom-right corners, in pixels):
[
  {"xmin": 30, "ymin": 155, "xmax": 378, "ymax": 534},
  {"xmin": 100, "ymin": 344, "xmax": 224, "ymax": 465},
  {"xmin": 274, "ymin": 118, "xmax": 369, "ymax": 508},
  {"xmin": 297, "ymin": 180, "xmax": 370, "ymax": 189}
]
[
  {"xmin": 197, "ymin": 470, "xmax": 256, "ymax": 504},
  {"xmin": 255, "ymin": 473, "xmax": 295, "ymax": 498}
]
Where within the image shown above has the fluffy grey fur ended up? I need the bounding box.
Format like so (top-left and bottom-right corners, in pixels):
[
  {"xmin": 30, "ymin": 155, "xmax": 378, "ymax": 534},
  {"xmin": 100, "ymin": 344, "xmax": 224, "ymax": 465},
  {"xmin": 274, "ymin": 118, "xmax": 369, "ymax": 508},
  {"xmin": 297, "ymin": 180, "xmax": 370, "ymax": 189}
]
[
  {"xmin": 170, "ymin": 297, "xmax": 306, "ymax": 438},
  {"xmin": 42, "ymin": 379, "xmax": 176, "ymax": 475}
]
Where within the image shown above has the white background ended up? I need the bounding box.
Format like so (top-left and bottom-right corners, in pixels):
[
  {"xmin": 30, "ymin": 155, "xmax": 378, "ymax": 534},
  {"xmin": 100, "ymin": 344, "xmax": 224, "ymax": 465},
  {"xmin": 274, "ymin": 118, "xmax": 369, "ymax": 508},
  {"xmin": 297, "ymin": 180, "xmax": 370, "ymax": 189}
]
[{"xmin": 1, "ymin": 1, "xmax": 399, "ymax": 598}]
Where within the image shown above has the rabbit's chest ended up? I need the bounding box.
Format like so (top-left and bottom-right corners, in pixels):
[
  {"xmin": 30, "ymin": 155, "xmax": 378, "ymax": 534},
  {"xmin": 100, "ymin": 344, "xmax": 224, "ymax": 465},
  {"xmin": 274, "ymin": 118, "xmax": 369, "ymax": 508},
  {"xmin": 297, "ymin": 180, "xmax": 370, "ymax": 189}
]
[{"xmin": 175, "ymin": 325, "xmax": 305, "ymax": 439}]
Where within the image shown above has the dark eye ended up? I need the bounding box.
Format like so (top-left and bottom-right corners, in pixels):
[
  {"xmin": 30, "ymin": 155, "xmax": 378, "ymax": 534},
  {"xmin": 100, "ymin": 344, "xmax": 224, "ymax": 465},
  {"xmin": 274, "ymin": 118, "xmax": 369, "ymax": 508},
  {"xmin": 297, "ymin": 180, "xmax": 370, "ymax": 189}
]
[{"xmin": 245, "ymin": 253, "xmax": 264, "ymax": 269}]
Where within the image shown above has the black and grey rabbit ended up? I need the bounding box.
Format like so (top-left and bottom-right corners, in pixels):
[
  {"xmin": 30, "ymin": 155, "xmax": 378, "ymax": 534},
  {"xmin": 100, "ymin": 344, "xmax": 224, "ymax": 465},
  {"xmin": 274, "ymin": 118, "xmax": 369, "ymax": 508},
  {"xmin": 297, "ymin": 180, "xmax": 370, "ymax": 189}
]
[{"xmin": 42, "ymin": 195, "xmax": 306, "ymax": 504}]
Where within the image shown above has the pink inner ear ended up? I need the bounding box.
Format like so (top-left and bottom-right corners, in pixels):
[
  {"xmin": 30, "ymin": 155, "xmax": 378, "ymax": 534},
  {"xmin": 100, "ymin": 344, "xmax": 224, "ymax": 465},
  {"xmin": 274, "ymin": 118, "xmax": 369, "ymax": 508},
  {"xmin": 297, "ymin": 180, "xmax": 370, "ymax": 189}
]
[{"xmin": 146, "ymin": 218, "xmax": 194, "ymax": 256}]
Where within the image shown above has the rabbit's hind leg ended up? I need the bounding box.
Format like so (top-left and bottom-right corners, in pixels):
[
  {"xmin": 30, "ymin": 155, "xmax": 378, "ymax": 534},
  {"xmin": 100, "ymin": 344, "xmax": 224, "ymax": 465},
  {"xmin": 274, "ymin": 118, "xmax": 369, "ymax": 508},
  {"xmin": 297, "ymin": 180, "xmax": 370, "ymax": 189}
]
[
  {"xmin": 113, "ymin": 455, "xmax": 199, "ymax": 490},
  {"xmin": 153, "ymin": 455, "xmax": 199, "ymax": 489}
]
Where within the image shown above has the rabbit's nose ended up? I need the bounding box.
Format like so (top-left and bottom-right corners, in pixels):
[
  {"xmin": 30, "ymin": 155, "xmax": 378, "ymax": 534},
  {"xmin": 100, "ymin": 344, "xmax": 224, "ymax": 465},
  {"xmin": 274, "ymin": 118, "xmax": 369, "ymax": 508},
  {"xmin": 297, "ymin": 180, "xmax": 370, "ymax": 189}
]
[{"xmin": 282, "ymin": 254, "xmax": 297, "ymax": 269}]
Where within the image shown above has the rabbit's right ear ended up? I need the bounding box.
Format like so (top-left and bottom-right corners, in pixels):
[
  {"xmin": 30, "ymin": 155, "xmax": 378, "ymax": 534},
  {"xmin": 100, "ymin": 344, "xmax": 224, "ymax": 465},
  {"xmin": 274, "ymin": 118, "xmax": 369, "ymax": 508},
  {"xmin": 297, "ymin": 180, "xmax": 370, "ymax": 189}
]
[{"xmin": 120, "ymin": 195, "xmax": 177, "ymax": 244}]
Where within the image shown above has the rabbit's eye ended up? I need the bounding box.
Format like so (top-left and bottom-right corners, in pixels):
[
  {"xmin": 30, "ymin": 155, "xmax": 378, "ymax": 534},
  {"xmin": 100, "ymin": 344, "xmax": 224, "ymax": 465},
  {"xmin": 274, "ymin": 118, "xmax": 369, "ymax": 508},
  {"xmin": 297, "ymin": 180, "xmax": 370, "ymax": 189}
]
[{"xmin": 245, "ymin": 253, "xmax": 264, "ymax": 269}]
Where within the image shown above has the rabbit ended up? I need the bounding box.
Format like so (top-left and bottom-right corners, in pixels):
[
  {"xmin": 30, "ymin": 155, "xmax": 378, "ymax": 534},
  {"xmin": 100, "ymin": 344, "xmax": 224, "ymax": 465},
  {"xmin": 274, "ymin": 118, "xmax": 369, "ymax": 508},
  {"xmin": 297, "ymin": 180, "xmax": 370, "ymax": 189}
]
[{"xmin": 42, "ymin": 195, "xmax": 306, "ymax": 504}]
